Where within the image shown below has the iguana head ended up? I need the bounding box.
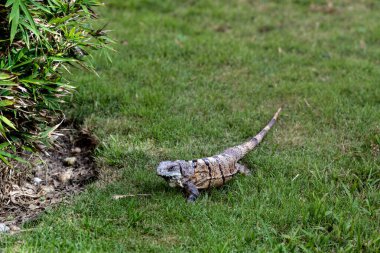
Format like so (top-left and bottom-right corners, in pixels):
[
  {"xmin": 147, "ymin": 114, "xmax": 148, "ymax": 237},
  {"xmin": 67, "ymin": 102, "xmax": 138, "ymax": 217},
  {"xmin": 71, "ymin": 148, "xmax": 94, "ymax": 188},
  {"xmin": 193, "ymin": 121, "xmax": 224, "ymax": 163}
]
[{"xmin": 156, "ymin": 161, "xmax": 184, "ymax": 188}]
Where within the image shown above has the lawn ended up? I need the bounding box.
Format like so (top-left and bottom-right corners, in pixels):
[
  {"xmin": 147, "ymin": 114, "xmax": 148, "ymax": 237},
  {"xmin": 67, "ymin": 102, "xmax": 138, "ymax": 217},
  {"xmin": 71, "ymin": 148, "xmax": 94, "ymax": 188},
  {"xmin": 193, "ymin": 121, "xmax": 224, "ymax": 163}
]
[{"xmin": 1, "ymin": 0, "xmax": 380, "ymax": 252}]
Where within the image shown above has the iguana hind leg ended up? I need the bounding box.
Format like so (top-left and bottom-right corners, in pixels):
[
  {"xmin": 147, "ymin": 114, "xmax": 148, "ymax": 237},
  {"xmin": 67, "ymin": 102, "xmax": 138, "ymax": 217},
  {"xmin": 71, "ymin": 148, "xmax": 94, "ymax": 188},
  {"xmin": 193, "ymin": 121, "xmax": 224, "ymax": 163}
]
[
  {"xmin": 236, "ymin": 163, "xmax": 251, "ymax": 176},
  {"xmin": 184, "ymin": 181, "xmax": 200, "ymax": 203}
]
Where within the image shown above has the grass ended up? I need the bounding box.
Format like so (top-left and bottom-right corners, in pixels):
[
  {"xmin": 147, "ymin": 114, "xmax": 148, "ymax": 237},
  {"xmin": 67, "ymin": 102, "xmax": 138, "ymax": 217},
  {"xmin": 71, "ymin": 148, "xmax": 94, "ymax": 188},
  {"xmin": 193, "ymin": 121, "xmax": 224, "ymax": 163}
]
[{"xmin": 1, "ymin": 0, "xmax": 380, "ymax": 251}]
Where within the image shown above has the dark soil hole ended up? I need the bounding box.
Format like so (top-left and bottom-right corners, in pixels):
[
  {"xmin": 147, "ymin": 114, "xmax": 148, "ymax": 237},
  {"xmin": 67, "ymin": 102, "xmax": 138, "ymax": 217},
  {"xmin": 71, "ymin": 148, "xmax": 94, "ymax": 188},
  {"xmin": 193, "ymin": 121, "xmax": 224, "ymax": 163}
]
[{"xmin": 0, "ymin": 122, "xmax": 98, "ymax": 229}]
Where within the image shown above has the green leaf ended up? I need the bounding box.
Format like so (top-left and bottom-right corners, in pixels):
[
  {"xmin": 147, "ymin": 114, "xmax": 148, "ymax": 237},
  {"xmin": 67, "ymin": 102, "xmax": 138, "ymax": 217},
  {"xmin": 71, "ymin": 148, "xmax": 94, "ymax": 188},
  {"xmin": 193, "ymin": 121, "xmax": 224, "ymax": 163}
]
[
  {"xmin": 19, "ymin": 0, "xmax": 40, "ymax": 38},
  {"xmin": 0, "ymin": 72, "xmax": 13, "ymax": 80},
  {"xmin": 0, "ymin": 80, "xmax": 18, "ymax": 86},
  {"xmin": 49, "ymin": 57, "xmax": 78, "ymax": 62},
  {"xmin": 0, "ymin": 121, "xmax": 6, "ymax": 135},
  {"xmin": 9, "ymin": 0, "xmax": 20, "ymax": 42},
  {"xmin": 20, "ymin": 77, "xmax": 46, "ymax": 84},
  {"xmin": 0, "ymin": 115, "xmax": 17, "ymax": 130},
  {"xmin": 81, "ymin": 4, "xmax": 90, "ymax": 14},
  {"xmin": 29, "ymin": 0, "xmax": 52, "ymax": 14},
  {"xmin": 5, "ymin": 0, "xmax": 14, "ymax": 8},
  {"xmin": 49, "ymin": 15, "xmax": 71, "ymax": 25},
  {"xmin": 0, "ymin": 154, "xmax": 10, "ymax": 166},
  {"xmin": 11, "ymin": 54, "xmax": 34, "ymax": 69},
  {"xmin": 0, "ymin": 100, "xmax": 14, "ymax": 107},
  {"xmin": 0, "ymin": 142, "xmax": 11, "ymax": 150},
  {"xmin": 0, "ymin": 150, "xmax": 27, "ymax": 163}
]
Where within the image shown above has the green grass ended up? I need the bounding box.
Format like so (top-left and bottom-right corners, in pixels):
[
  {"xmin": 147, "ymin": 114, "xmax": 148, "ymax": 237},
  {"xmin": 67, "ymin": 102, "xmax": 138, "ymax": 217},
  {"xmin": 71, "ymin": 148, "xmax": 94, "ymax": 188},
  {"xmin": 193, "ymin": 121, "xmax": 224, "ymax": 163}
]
[{"xmin": 2, "ymin": 0, "xmax": 380, "ymax": 252}]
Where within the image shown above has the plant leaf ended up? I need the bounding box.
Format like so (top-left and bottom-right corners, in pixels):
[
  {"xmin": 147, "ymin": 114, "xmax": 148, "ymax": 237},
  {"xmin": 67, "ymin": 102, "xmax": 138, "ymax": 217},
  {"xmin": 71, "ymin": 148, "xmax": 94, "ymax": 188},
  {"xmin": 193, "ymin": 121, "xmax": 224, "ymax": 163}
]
[
  {"xmin": 9, "ymin": 0, "xmax": 20, "ymax": 42},
  {"xmin": 0, "ymin": 150, "xmax": 27, "ymax": 163},
  {"xmin": 0, "ymin": 115, "xmax": 17, "ymax": 130},
  {"xmin": 0, "ymin": 100, "xmax": 14, "ymax": 107},
  {"xmin": 19, "ymin": 0, "xmax": 40, "ymax": 38}
]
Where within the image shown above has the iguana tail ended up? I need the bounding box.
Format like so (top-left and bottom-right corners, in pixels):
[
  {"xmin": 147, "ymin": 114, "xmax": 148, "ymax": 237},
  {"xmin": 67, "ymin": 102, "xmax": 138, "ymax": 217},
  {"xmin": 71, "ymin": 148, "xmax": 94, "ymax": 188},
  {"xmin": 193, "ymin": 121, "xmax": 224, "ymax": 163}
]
[{"xmin": 222, "ymin": 108, "xmax": 282, "ymax": 160}]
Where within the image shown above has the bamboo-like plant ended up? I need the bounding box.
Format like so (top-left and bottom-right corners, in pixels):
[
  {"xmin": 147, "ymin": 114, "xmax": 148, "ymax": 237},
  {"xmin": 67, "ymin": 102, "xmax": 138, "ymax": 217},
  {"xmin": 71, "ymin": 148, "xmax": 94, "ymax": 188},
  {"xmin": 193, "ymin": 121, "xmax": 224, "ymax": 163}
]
[{"xmin": 0, "ymin": 0, "xmax": 111, "ymax": 166}]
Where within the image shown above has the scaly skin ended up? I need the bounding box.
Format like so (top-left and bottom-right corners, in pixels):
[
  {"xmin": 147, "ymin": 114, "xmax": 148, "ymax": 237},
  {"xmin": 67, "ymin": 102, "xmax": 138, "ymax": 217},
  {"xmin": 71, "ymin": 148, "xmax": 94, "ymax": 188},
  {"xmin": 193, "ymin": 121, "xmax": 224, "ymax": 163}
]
[{"xmin": 157, "ymin": 108, "xmax": 282, "ymax": 202}]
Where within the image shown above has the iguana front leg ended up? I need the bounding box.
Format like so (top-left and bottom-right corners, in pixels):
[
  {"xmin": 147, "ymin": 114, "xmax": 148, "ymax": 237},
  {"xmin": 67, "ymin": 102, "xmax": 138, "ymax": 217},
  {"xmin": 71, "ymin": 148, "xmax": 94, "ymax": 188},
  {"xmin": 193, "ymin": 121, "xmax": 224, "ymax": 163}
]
[{"xmin": 184, "ymin": 181, "xmax": 199, "ymax": 202}]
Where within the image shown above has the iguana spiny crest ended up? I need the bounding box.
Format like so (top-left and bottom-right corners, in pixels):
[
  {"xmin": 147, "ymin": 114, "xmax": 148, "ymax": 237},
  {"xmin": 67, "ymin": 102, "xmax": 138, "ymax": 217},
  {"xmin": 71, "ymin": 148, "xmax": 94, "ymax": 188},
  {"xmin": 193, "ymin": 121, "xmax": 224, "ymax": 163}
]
[{"xmin": 157, "ymin": 108, "xmax": 282, "ymax": 202}]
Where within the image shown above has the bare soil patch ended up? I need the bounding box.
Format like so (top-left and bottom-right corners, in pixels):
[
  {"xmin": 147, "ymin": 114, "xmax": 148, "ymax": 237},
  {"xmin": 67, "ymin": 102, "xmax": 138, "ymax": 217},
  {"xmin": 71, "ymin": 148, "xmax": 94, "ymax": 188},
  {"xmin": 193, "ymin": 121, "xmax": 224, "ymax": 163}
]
[{"xmin": 0, "ymin": 125, "xmax": 98, "ymax": 228}]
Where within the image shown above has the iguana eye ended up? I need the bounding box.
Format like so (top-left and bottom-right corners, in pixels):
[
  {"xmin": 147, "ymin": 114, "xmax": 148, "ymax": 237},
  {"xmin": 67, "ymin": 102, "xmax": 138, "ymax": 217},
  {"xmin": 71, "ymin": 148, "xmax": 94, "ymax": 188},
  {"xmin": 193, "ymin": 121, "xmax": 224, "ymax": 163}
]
[{"xmin": 168, "ymin": 166, "xmax": 176, "ymax": 172}]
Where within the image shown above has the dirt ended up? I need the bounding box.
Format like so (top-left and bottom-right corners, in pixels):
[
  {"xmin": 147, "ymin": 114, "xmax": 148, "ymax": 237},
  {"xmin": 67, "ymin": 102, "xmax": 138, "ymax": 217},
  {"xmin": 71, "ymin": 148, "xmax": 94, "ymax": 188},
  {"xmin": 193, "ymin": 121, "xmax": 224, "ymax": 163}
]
[{"xmin": 0, "ymin": 125, "xmax": 98, "ymax": 227}]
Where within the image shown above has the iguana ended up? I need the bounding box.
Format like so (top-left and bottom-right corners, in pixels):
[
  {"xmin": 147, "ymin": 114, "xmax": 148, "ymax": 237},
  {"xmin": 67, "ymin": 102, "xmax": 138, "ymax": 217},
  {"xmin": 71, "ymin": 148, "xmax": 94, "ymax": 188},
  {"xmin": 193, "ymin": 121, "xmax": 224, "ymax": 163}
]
[{"xmin": 156, "ymin": 108, "xmax": 282, "ymax": 202}]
